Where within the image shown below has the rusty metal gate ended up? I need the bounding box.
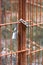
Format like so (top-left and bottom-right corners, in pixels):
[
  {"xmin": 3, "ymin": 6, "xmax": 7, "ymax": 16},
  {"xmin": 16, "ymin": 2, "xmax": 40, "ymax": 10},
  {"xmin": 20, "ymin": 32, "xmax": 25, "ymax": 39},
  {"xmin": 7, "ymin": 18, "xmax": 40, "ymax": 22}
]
[{"xmin": 0, "ymin": 0, "xmax": 43, "ymax": 65}]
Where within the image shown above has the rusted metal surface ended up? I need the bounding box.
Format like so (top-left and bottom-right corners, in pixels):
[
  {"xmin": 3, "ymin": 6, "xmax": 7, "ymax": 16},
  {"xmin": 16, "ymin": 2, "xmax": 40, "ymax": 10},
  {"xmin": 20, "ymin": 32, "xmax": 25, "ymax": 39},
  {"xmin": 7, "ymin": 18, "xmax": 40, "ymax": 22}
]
[
  {"xmin": 0, "ymin": 0, "xmax": 43, "ymax": 65},
  {"xmin": 0, "ymin": 0, "xmax": 2, "ymax": 24},
  {"xmin": 27, "ymin": 0, "xmax": 43, "ymax": 8},
  {"xmin": 18, "ymin": 0, "xmax": 27, "ymax": 65},
  {"xmin": 0, "ymin": 27, "xmax": 2, "ymax": 65},
  {"xmin": 0, "ymin": 0, "xmax": 2, "ymax": 65}
]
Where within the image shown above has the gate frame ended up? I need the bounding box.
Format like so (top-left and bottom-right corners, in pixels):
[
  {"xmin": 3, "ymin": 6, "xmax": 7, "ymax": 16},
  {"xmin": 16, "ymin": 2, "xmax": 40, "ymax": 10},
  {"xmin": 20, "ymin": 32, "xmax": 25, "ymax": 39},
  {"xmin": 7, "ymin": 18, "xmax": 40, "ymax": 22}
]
[{"xmin": 18, "ymin": 0, "xmax": 27, "ymax": 65}]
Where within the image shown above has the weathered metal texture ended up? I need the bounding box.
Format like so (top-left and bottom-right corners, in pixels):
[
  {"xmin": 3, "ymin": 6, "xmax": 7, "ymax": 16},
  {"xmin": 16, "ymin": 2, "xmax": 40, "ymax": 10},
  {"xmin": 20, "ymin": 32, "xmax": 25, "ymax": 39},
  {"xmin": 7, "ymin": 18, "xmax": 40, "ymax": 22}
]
[
  {"xmin": 30, "ymin": 0, "xmax": 34, "ymax": 65},
  {"xmin": 10, "ymin": 0, "xmax": 12, "ymax": 58},
  {"xmin": 0, "ymin": 0, "xmax": 43, "ymax": 65},
  {"xmin": 0, "ymin": 0, "xmax": 2, "ymax": 65},
  {"xmin": 0, "ymin": 27, "xmax": 2, "ymax": 65},
  {"xmin": 29, "ymin": 0, "xmax": 43, "ymax": 65},
  {"xmin": 0, "ymin": 0, "xmax": 2, "ymax": 24},
  {"xmin": 18, "ymin": 0, "xmax": 27, "ymax": 65},
  {"xmin": 27, "ymin": 0, "xmax": 43, "ymax": 65}
]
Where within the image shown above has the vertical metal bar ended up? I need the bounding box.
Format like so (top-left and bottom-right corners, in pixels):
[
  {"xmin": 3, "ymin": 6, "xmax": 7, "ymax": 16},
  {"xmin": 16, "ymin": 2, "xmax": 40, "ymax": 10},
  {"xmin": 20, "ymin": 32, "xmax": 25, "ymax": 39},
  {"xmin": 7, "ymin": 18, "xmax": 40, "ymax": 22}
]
[
  {"xmin": 4, "ymin": 2, "xmax": 8, "ymax": 65},
  {"xmin": 29, "ymin": 0, "xmax": 33, "ymax": 65},
  {"xmin": 28, "ymin": 1, "xmax": 30, "ymax": 64},
  {"xmin": 36, "ymin": 0, "xmax": 38, "ymax": 65},
  {"xmin": 28, "ymin": 0, "xmax": 30, "ymax": 21},
  {"xmin": 0, "ymin": 26, "xmax": 2, "ymax": 65},
  {"xmin": 27, "ymin": 0, "xmax": 30, "ymax": 65},
  {"xmin": 38, "ymin": 1, "xmax": 40, "ymax": 64},
  {"xmin": 36, "ymin": 1, "xmax": 40, "ymax": 65},
  {"xmin": 0, "ymin": 0, "xmax": 2, "ymax": 24},
  {"xmin": 40, "ymin": 1, "xmax": 43, "ymax": 65},
  {"xmin": 32, "ymin": 0, "xmax": 34, "ymax": 65},
  {"xmin": 40, "ymin": 0, "xmax": 43, "ymax": 65},
  {"xmin": 0, "ymin": 0, "xmax": 2, "ymax": 65},
  {"xmin": 29, "ymin": 0, "xmax": 32, "ymax": 65},
  {"xmin": 18, "ymin": 0, "xmax": 27, "ymax": 65},
  {"xmin": 10, "ymin": 0, "xmax": 12, "ymax": 65},
  {"xmin": 39, "ymin": 0, "xmax": 42, "ymax": 65}
]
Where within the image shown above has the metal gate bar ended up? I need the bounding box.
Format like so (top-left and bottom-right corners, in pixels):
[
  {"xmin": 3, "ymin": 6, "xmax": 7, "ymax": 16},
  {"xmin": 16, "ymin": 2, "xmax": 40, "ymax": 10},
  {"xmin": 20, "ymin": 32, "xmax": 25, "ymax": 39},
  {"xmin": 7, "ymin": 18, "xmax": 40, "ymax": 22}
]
[{"xmin": 0, "ymin": 0, "xmax": 43, "ymax": 65}]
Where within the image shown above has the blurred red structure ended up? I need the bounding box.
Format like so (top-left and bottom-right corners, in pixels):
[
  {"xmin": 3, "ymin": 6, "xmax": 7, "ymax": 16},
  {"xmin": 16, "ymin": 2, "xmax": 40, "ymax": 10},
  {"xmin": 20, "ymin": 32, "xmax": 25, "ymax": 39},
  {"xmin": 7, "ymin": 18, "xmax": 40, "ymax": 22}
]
[{"xmin": 0, "ymin": 0, "xmax": 43, "ymax": 65}]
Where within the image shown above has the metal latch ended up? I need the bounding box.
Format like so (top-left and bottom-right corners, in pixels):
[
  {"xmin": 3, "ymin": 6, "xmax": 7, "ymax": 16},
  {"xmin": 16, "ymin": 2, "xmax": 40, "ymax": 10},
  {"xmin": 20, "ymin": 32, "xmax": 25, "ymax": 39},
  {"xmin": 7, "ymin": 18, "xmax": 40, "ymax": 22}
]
[
  {"xmin": 12, "ymin": 19, "xmax": 29, "ymax": 39},
  {"xmin": 19, "ymin": 19, "xmax": 29, "ymax": 27}
]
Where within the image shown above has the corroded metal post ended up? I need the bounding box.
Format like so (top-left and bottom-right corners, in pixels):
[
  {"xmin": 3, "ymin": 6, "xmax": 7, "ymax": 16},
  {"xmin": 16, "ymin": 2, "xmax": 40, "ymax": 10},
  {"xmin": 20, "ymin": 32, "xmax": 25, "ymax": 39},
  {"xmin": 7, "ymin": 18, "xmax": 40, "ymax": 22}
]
[
  {"xmin": 0, "ymin": 0, "xmax": 2, "ymax": 24},
  {"xmin": 18, "ymin": 0, "xmax": 27, "ymax": 65},
  {"xmin": 0, "ymin": 0, "xmax": 2, "ymax": 65}
]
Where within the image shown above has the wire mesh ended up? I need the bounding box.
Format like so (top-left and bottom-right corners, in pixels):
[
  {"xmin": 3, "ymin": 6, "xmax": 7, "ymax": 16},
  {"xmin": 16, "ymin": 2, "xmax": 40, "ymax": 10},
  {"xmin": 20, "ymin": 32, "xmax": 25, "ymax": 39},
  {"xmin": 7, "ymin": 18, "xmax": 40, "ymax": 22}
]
[{"xmin": 0, "ymin": 0, "xmax": 43, "ymax": 65}]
